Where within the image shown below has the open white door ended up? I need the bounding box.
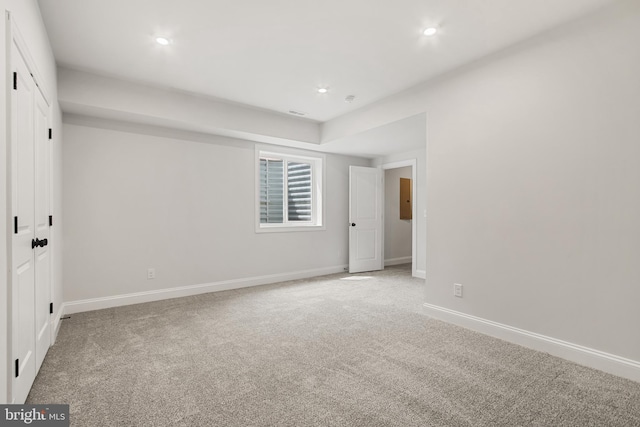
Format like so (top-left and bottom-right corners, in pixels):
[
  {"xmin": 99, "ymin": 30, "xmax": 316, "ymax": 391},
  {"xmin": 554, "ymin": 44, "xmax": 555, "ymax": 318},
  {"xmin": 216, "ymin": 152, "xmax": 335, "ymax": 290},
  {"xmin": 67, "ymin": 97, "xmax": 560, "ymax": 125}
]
[{"xmin": 349, "ymin": 166, "xmax": 383, "ymax": 273}]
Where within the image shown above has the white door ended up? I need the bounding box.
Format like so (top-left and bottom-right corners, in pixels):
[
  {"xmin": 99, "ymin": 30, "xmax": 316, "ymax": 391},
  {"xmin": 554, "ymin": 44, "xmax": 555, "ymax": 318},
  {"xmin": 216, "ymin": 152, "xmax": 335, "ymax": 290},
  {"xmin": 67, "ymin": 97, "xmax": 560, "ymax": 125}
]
[
  {"xmin": 34, "ymin": 87, "xmax": 51, "ymax": 372},
  {"xmin": 349, "ymin": 166, "xmax": 383, "ymax": 273},
  {"xmin": 11, "ymin": 43, "xmax": 37, "ymax": 404}
]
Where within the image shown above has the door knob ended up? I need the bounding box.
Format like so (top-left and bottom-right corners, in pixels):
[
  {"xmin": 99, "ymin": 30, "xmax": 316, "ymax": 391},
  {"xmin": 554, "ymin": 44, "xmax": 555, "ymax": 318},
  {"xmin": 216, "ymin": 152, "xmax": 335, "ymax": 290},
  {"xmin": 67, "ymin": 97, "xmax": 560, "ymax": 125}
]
[
  {"xmin": 351, "ymin": 223, "xmax": 356, "ymax": 227},
  {"xmin": 31, "ymin": 238, "xmax": 48, "ymax": 249}
]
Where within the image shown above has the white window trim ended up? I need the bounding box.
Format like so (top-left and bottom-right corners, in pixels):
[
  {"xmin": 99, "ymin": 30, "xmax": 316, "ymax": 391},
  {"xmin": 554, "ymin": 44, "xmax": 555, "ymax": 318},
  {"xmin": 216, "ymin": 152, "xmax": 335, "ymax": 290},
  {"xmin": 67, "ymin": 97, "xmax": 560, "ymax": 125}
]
[{"xmin": 255, "ymin": 145, "xmax": 326, "ymax": 233}]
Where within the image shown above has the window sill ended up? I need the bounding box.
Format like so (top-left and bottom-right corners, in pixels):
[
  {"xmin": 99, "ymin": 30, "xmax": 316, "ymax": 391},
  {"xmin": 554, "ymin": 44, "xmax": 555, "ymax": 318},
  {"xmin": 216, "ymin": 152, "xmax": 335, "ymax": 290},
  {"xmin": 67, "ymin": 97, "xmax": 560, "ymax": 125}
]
[{"xmin": 255, "ymin": 224, "xmax": 326, "ymax": 234}]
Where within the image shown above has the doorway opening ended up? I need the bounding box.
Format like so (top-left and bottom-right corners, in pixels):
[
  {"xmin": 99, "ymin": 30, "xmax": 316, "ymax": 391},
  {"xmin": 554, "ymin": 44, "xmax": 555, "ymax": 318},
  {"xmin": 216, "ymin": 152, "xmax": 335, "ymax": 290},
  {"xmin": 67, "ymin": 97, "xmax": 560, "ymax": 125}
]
[{"xmin": 382, "ymin": 160, "xmax": 417, "ymax": 277}]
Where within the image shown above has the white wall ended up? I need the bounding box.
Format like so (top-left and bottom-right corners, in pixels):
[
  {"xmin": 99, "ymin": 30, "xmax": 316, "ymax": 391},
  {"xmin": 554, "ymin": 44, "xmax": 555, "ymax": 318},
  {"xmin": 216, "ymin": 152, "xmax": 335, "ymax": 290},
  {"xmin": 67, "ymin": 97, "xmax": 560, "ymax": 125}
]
[
  {"xmin": 327, "ymin": 0, "xmax": 640, "ymax": 377},
  {"xmin": 62, "ymin": 119, "xmax": 369, "ymax": 306},
  {"xmin": 58, "ymin": 67, "xmax": 321, "ymax": 147},
  {"xmin": 384, "ymin": 167, "xmax": 412, "ymax": 264},
  {"xmin": 1, "ymin": 0, "xmax": 62, "ymax": 404},
  {"xmin": 428, "ymin": 0, "xmax": 640, "ymax": 364}
]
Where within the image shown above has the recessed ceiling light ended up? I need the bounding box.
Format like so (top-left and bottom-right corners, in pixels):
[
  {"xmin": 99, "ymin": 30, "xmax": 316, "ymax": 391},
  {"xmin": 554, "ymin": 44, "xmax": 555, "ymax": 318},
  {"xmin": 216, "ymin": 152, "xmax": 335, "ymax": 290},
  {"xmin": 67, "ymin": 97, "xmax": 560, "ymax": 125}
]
[
  {"xmin": 317, "ymin": 87, "xmax": 328, "ymax": 94},
  {"xmin": 423, "ymin": 27, "xmax": 438, "ymax": 37},
  {"xmin": 155, "ymin": 36, "xmax": 170, "ymax": 46}
]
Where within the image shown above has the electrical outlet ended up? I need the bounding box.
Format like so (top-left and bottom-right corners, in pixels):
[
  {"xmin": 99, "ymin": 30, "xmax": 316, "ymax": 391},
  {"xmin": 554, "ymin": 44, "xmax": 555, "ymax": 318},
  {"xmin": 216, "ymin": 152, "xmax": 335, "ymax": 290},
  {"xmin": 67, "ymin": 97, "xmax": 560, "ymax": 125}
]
[
  {"xmin": 454, "ymin": 283, "xmax": 463, "ymax": 298},
  {"xmin": 147, "ymin": 268, "xmax": 155, "ymax": 280}
]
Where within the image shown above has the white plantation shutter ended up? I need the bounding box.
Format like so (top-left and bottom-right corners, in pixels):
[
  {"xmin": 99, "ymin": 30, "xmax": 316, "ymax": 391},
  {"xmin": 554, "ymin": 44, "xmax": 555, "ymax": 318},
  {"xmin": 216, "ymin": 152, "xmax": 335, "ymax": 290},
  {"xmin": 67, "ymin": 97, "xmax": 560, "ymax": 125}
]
[
  {"xmin": 257, "ymin": 149, "xmax": 323, "ymax": 230},
  {"xmin": 259, "ymin": 158, "xmax": 284, "ymax": 223},
  {"xmin": 260, "ymin": 158, "xmax": 313, "ymax": 223},
  {"xmin": 287, "ymin": 161, "xmax": 312, "ymax": 221}
]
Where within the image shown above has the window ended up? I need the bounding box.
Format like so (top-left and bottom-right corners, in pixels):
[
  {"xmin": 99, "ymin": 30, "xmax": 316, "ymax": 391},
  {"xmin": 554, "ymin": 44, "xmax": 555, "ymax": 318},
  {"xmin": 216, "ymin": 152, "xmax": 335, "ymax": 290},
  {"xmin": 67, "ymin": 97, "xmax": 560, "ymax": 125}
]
[{"xmin": 256, "ymin": 147, "xmax": 324, "ymax": 232}]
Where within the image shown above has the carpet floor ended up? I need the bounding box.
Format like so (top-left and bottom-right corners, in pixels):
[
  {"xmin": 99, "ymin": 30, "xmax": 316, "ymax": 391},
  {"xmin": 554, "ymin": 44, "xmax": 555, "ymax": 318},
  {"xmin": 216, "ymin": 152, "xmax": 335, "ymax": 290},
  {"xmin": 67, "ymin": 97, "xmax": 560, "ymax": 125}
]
[{"xmin": 27, "ymin": 264, "xmax": 640, "ymax": 426}]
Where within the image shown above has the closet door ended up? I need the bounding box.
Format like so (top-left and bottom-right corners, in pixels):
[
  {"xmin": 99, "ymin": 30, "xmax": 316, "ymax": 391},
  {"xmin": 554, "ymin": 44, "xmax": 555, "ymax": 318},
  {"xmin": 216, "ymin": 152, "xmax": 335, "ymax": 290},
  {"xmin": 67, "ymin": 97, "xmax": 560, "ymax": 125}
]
[
  {"xmin": 11, "ymin": 43, "xmax": 37, "ymax": 404},
  {"xmin": 34, "ymin": 87, "xmax": 51, "ymax": 372}
]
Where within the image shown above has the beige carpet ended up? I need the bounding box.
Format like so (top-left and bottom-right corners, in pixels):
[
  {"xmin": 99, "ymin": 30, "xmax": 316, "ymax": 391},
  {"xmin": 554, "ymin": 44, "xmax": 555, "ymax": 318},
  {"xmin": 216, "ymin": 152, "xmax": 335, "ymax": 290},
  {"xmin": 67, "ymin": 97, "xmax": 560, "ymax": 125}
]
[{"xmin": 28, "ymin": 264, "xmax": 640, "ymax": 426}]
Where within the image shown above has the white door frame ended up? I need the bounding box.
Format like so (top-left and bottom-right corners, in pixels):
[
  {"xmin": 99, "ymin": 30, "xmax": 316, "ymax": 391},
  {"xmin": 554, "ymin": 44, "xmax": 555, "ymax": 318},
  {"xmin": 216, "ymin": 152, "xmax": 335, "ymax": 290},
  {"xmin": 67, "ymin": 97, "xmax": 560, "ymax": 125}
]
[
  {"xmin": 381, "ymin": 159, "xmax": 417, "ymax": 278},
  {"xmin": 33, "ymin": 84, "xmax": 51, "ymax": 373}
]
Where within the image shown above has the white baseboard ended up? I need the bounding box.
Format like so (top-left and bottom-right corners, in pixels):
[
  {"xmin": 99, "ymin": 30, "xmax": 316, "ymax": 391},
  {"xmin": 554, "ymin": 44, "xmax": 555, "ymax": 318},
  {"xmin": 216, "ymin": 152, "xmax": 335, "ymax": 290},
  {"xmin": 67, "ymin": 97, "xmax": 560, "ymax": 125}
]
[
  {"xmin": 384, "ymin": 256, "xmax": 412, "ymax": 267},
  {"xmin": 414, "ymin": 269, "xmax": 426, "ymax": 279},
  {"xmin": 64, "ymin": 265, "xmax": 348, "ymax": 314},
  {"xmin": 423, "ymin": 303, "xmax": 640, "ymax": 383}
]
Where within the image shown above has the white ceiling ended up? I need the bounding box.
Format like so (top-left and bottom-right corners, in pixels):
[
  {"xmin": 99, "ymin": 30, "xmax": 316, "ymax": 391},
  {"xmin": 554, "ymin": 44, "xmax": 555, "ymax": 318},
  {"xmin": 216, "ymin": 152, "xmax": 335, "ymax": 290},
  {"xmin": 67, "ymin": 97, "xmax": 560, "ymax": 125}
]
[
  {"xmin": 321, "ymin": 114, "xmax": 426, "ymax": 158},
  {"xmin": 38, "ymin": 0, "xmax": 614, "ymax": 123}
]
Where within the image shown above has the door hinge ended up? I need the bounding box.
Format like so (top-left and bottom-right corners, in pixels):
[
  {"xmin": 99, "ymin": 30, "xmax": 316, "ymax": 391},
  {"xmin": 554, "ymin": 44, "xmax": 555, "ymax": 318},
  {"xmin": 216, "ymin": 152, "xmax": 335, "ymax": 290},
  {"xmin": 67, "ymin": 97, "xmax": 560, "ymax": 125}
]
[
  {"xmin": 49, "ymin": 128, "xmax": 52, "ymax": 140},
  {"xmin": 49, "ymin": 215, "xmax": 53, "ymax": 227},
  {"xmin": 13, "ymin": 72, "xmax": 17, "ymax": 90},
  {"xmin": 14, "ymin": 216, "xmax": 18, "ymax": 234},
  {"xmin": 15, "ymin": 359, "xmax": 19, "ymax": 378},
  {"xmin": 50, "ymin": 302, "xmax": 54, "ymax": 314}
]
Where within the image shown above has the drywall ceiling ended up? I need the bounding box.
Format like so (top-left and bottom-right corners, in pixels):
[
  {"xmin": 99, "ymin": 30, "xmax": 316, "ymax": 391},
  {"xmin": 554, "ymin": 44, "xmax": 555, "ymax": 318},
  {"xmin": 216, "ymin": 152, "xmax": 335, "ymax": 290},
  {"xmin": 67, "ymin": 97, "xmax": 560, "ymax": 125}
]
[
  {"xmin": 38, "ymin": 0, "xmax": 614, "ymax": 123},
  {"xmin": 322, "ymin": 114, "xmax": 426, "ymax": 158}
]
